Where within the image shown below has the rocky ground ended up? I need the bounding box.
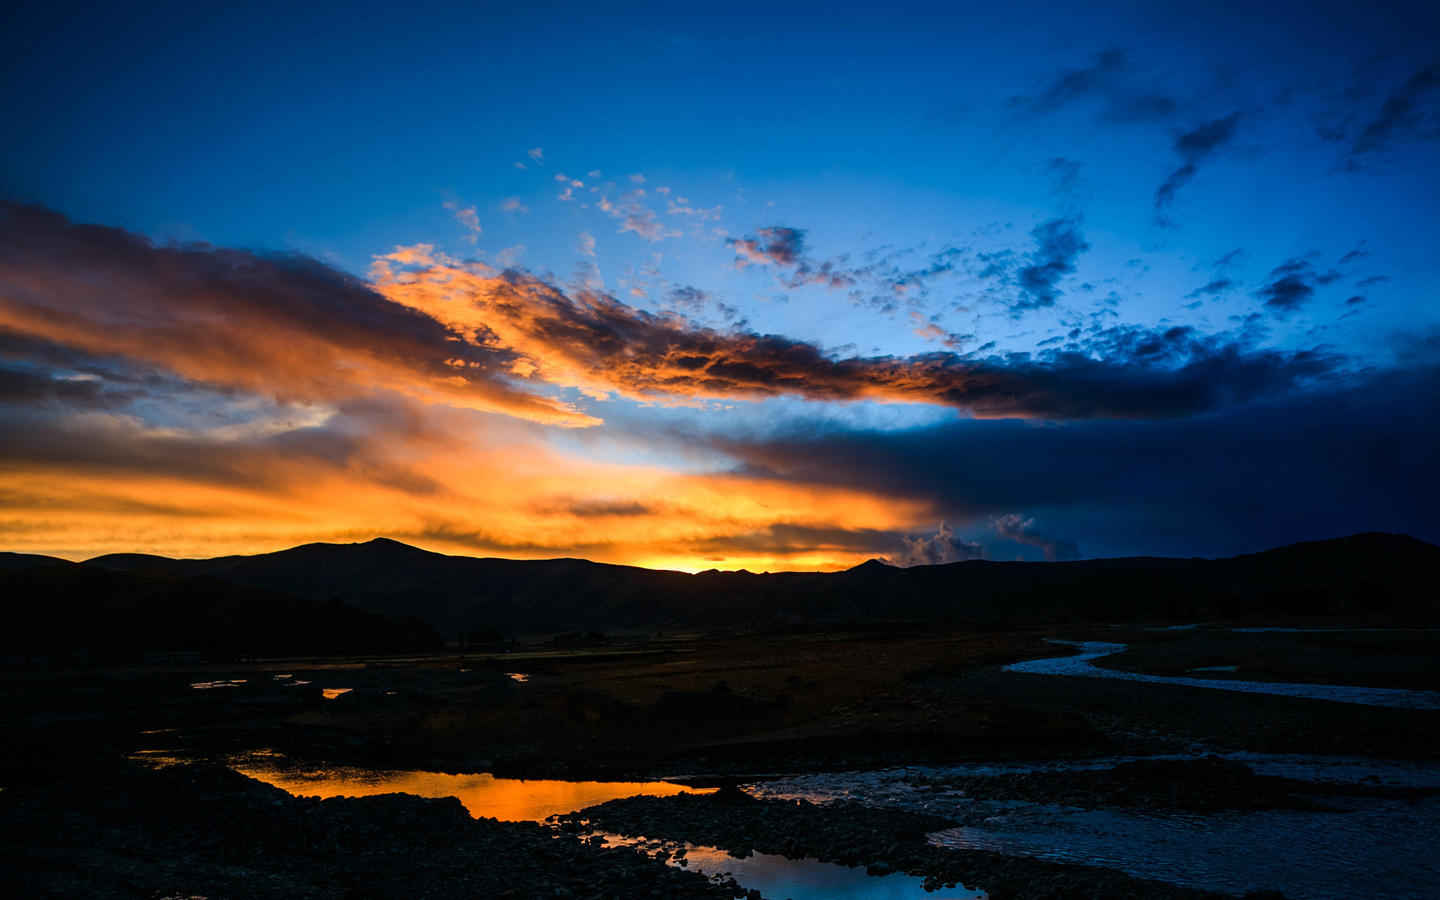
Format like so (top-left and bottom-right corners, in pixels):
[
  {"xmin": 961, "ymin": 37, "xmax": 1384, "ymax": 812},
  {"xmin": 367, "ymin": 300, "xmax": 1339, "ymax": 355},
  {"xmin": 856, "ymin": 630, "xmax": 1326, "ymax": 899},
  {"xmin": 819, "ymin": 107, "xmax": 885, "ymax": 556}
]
[
  {"xmin": 893, "ymin": 756, "xmax": 1439, "ymax": 814},
  {"xmin": 0, "ymin": 759, "xmax": 747, "ymax": 899},
  {"xmin": 4, "ymin": 627, "xmax": 1436, "ymax": 898},
  {"xmin": 558, "ymin": 786, "xmax": 1283, "ymax": 900}
]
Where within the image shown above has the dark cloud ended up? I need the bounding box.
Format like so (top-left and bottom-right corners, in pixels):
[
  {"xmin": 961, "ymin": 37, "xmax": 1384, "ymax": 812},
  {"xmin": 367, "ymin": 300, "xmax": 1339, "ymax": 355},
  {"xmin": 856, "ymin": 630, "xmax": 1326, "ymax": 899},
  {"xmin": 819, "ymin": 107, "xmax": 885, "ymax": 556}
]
[
  {"xmin": 730, "ymin": 226, "xmax": 807, "ymax": 268},
  {"xmin": 1186, "ymin": 277, "xmax": 1235, "ymax": 299},
  {"xmin": 1014, "ymin": 217, "xmax": 1089, "ymax": 312},
  {"xmin": 1175, "ymin": 114, "xmax": 1243, "ymax": 157},
  {"xmin": 1356, "ymin": 275, "xmax": 1391, "ymax": 287},
  {"xmin": 560, "ymin": 500, "xmax": 654, "ymax": 518},
  {"xmin": 1027, "ymin": 49, "xmax": 1127, "ymax": 112},
  {"xmin": 1155, "ymin": 113, "xmax": 1241, "ymax": 214},
  {"xmin": 1345, "ymin": 295, "xmax": 1367, "ymax": 305},
  {"xmin": 685, "ymin": 523, "xmax": 919, "ymax": 561},
  {"xmin": 0, "ymin": 365, "xmax": 125, "ymax": 409},
  {"xmin": 729, "ymin": 226, "xmax": 861, "ymax": 290},
  {"xmin": 701, "ymin": 356, "xmax": 1440, "ymax": 558},
  {"xmin": 1015, "ymin": 50, "xmax": 1177, "ymax": 124},
  {"xmin": 1338, "ymin": 247, "xmax": 1369, "ymax": 264},
  {"xmin": 1255, "ymin": 258, "xmax": 1341, "ymax": 316},
  {"xmin": 1351, "ymin": 62, "xmax": 1440, "ymax": 158},
  {"xmin": 1214, "ymin": 248, "xmax": 1245, "ymax": 268},
  {"xmin": 1258, "ymin": 275, "xmax": 1314, "ymax": 314},
  {"xmin": 1155, "ymin": 163, "xmax": 1199, "ymax": 210}
]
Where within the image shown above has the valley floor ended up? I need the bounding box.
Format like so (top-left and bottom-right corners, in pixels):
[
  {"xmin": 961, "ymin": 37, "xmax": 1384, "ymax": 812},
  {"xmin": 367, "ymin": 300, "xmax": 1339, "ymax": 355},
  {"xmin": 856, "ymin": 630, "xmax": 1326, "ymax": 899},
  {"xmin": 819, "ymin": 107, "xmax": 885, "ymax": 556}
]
[{"xmin": 3, "ymin": 625, "xmax": 1436, "ymax": 898}]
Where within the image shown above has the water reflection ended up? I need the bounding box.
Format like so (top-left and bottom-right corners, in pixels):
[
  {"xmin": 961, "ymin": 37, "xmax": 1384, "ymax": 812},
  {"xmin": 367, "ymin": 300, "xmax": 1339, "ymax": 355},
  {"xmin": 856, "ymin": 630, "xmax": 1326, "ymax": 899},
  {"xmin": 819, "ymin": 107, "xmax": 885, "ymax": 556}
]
[
  {"xmin": 232, "ymin": 753, "xmax": 710, "ymax": 822},
  {"xmin": 603, "ymin": 835, "xmax": 984, "ymax": 900},
  {"xmin": 679, "ymin": 845, "xmax": 984, "ymax": 900}
]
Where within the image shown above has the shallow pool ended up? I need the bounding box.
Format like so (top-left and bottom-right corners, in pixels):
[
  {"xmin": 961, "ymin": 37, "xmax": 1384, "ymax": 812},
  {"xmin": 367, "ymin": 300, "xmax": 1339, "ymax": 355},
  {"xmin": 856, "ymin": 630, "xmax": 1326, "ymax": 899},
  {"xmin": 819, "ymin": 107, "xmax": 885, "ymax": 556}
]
[
  {"xmin": 602, "ymin": 835, "xmax": 985, "ymax": 900},
  {"xmin": 229, "ymin": 750, "xmax": 711, "ymax": 822}
]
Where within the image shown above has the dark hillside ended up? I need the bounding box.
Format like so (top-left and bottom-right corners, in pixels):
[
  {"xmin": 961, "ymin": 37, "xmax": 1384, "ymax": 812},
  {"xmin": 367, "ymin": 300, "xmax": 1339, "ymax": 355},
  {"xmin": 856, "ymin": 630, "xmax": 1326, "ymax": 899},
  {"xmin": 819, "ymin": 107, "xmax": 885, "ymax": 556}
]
[
  {"xmin": 5, "ymin": 533, "xmax": 1433, "ymax": 662},
  {"xmin": 0, "ymin": 555, "xmax": 441, "ymax": 664}
]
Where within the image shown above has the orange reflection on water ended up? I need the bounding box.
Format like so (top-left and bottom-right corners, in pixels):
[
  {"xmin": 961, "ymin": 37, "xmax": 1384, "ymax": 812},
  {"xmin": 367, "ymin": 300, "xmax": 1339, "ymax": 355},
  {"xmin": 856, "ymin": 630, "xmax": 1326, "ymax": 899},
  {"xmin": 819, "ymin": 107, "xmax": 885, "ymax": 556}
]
[{"xmin": 233, "ymin": 760, "xmax": 711, "ymax": 822}]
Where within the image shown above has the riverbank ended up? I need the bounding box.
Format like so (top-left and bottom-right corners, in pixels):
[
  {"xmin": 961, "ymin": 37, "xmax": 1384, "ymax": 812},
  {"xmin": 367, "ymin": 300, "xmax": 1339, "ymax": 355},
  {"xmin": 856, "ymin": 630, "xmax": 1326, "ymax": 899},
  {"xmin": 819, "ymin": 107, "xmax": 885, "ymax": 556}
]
[
  {"xmin": 1, "ymin": 758, "xmax": 747, "ymax": 899},
  {"xmin": 5, "ymin": 625, "xmax": 1437, "ymax": 898},
  {"xmin": 559, "ymin": 788, "xmax": 1257, "ymax": 900}
]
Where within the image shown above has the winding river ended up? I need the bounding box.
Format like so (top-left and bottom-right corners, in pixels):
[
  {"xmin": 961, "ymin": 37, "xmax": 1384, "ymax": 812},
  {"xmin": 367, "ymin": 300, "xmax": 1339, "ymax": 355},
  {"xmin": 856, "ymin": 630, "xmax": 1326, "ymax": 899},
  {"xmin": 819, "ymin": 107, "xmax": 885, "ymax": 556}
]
[{"xmin": 1004, "ymin": 640, "xmax": 1440, "ymax": 710}]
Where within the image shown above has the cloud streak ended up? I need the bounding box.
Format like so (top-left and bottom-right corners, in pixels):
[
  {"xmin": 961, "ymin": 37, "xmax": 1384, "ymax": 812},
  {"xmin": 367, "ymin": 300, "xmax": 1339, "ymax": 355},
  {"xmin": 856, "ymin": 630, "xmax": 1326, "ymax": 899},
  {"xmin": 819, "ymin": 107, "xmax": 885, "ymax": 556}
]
[
  {"xmin": 375, "ymin": 253, "xmax": 1342, "ymax": 422},
  {"xmin": 1351, "ymin": 63, "xmax": 1439, "ymax": 159},
  {"xmin": 1155, "ymin": 113, "xmax": 1241, "ymax": 215},
  {"xmin": 0, "ymin": 204, "xmax": 597, "ymax": 426},
  {"xmin": 1015, "ymin": 50, "xmax": 1178, "ymax": 124}
]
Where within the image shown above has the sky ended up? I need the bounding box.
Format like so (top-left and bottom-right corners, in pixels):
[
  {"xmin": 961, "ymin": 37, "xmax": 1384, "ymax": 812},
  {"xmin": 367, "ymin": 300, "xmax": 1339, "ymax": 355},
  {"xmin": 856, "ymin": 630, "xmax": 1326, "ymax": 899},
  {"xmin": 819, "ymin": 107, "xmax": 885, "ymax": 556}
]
[{"xmin": 1, "ymin": 0, "xmax": 1438, "ymax": 569}]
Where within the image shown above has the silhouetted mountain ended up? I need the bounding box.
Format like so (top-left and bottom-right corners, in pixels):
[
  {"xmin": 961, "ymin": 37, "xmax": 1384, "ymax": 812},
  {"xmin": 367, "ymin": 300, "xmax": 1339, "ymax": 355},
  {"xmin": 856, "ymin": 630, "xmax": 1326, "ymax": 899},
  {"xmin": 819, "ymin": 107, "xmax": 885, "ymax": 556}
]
[
  {"xmin": 0, "ymin": 551, "xmax": 442, "ymax": 664},
  {"xmin": 848, "ymin": 558, "xmax": 897, "ymax": 574},
  {"xmin": 0, "ymin": 552, "xmax": 72, "ymax": 571},
  {"xmin": 4, "ymin": 533, "xmax": 1436, "ymax": 660}
]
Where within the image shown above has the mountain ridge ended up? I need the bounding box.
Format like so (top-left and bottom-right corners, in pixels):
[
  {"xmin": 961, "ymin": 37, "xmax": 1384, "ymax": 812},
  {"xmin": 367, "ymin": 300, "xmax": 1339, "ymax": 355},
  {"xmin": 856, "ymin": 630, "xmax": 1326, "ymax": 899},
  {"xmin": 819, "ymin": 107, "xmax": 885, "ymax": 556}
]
[{"xmin": 4, "ymin": 532, "xmax": 1436, "ymax": 661}]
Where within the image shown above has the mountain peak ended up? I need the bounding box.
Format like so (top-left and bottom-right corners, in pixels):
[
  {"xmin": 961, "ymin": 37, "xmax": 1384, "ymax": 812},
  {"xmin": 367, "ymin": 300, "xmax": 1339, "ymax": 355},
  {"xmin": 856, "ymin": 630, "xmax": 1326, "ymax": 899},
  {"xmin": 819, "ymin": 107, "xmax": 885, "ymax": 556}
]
[{"xmin": 849, "ymin": 558, "xmax": 897, "ymax": 573}]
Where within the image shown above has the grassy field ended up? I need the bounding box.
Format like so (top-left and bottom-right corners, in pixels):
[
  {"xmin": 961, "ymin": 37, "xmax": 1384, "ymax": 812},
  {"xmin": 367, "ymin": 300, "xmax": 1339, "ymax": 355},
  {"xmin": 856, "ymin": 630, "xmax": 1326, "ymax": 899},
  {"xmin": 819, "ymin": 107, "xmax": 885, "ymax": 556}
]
[{"xmin": 7, "ymin": 624, "xmax": 1437, "ymax": 783}]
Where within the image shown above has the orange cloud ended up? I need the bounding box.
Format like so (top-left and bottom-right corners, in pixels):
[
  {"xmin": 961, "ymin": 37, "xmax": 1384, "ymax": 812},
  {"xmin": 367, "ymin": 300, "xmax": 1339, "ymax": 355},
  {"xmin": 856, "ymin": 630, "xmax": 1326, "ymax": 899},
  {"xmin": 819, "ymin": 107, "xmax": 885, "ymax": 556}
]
[
  {"xmin": 0, "ymin": 204, "xmax": 1348, "ymax": 568},
  {"xmin": 0, "ymin": 205, "xmax": 596, "ymax": 426},
  {"xmin": 373, "ymin": 254, "xmax": 1336, "ymax": 421},
  {"xmin": 0, "ymin": 401, "xmax": 934, "ymax": 570}
]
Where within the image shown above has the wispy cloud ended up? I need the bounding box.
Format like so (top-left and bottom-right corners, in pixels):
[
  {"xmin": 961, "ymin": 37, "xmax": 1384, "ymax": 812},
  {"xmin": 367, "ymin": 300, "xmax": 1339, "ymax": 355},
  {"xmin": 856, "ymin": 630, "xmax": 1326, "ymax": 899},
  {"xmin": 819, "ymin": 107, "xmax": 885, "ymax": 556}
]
[
  {"xmin": 994, "ymin": 513, "xmax": 1078, "ymax": 561},
  {"xmin": 1014, "ymin": 49, "xmax": 1178, "ymax": 123},
  {"xmin": 1350, "ymin": 63, "xmax": 1439, "ymax": 160},
  {"xmin": 598, "ymin": 190, "xmax": 679, "ymax": 242},
  {"xmin": 443, "ymin": 201, "xmax": 482, "ymax": 243},
  {"xmin": 1155, "ymin": 113, "xmax": 1241, "ymax": 217},
  {"xmin": 1186, "ymin": 277, "xmax": 1236, "ymax": 299}
]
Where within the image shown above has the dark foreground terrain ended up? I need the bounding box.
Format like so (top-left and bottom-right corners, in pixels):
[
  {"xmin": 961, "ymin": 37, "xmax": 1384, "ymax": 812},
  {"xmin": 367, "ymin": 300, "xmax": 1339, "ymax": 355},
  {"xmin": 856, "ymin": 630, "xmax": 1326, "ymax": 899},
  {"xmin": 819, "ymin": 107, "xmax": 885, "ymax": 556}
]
[
  {"xmin": 4, "ymin": 622, "xmax": 1438, "ymax": 898},
  {"xmin": 3, "ymin": 533, "xmax": 1438, "ymax": 898},
  {"xmin": 1, "ymin": 759, "xmax": 745, "ymax": 899}
]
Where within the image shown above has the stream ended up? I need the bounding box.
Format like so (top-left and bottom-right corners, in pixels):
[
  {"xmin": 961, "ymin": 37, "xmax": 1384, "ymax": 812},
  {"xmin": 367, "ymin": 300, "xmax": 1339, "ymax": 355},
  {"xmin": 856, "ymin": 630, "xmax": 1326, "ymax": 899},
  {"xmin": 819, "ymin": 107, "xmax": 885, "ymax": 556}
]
[{"xmin": 1005, "ymin": 640, "xmax": 1440, "ymax": 710}]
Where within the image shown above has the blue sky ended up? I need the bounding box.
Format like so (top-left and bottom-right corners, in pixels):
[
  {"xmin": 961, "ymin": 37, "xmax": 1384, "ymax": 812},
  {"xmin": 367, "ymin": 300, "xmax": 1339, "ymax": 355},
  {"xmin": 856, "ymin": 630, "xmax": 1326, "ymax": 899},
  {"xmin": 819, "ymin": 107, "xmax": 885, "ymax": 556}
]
[{"xmin": 2, "ymin": 0, "xmax": 1438, "ymax": 566}]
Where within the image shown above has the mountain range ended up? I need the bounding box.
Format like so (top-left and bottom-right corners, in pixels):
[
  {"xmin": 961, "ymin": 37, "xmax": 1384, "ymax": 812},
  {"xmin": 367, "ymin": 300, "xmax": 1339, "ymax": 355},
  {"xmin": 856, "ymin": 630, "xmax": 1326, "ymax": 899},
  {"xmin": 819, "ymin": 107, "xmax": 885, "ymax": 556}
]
[{"xmin": 2, "ymin": 532, "xmax": 1436, "ymax": 661}]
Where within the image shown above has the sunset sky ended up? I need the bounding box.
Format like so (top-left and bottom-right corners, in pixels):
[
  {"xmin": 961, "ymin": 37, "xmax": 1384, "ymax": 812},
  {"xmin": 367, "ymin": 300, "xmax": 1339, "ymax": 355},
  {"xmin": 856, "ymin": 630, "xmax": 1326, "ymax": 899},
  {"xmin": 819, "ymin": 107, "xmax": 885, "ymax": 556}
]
[{"xmin": 2, "ymin": 1, "xmax": 1438, "ymax": 570}]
